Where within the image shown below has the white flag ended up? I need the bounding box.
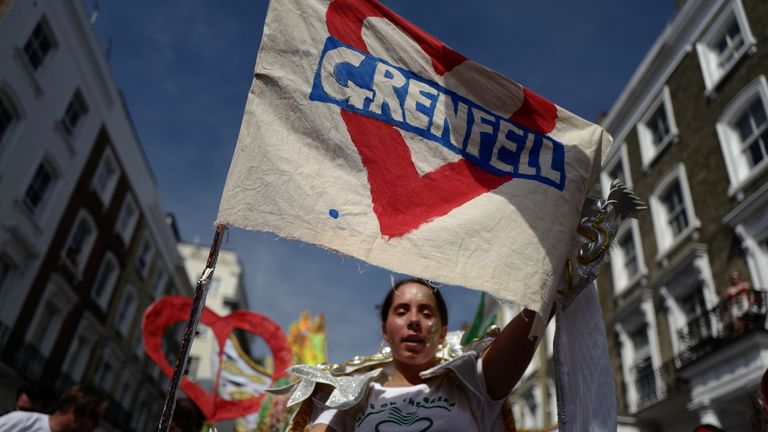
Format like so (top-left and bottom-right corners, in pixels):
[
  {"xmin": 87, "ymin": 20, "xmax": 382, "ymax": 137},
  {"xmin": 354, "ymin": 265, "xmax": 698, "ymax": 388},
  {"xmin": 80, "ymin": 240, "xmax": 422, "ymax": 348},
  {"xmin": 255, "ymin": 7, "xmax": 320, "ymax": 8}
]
[{"xmin": 217, "ymin": 0, "xmax": 610, "ymax": 313}]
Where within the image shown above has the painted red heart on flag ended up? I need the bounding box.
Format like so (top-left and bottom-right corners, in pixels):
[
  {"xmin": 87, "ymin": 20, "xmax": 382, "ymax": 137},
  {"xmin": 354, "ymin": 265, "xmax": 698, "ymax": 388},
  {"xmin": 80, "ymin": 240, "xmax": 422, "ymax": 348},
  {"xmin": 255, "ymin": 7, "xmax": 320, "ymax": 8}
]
[
  {"xmin": 142, "ymin": 296, "xmax": 292, "ymax": 422},
  {"xmin": 326, "ymin": 0, "xmax": 557, "ymax": 238}
]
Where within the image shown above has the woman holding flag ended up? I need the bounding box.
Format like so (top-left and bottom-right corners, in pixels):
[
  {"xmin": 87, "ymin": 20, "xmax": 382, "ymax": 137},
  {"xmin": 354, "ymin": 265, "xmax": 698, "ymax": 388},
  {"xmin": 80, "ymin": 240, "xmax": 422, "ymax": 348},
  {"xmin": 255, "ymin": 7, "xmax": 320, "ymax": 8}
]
[{"xmin": 289, "ymin": 277, "xmax": 547, "ymax": 432}]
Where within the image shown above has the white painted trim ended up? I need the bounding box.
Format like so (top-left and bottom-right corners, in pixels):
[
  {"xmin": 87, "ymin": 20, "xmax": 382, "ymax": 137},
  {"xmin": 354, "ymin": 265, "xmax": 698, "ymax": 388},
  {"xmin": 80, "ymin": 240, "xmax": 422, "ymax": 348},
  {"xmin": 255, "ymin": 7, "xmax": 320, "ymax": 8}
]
[
  {"xmin": 724, "ymin": 182, "xmax": 768, "ymax": 287},
  {"xmin": 115, "ymin": 193, "xmax": 139, "ymax": 246},
  {"xmin": 61, "ymin": 208, "xmax": 97, "ymax": 275},
  {"xmin": 715, "ymin": 75, "xmax": 768, "ymax": 197},
  {"xmin": 636, "ymin": 86, "xmax": 679, "ymax": 171},
  {"xmin": 25, "ymin": 273, "xmax": 77, "ymax": 355},
  {"xmin": 61, "ymin": 312, "xmax": 101, "ymax": 381},
  {"xmin": 649, "ymin": 163, "xmax": 702, "ymax": 263},
  {"xmin": 601, "ymin": 142, "xmax": 634, "ymax": 195},
  {"xmin": 602, "ymin": 0, "xmax": 727, "ymax": 156},
  {"xmin": 696, "ymin": 0, "xmax": 758, "ymax": 96},
  {"xmin": 609, "ymin": 219, "xmax": 648, "ymax": 295},
  {"xmin": 91, "ymin": 251, "xmax": 119, "ymax": 311},
  {"xmin": 91, "ymin": 145, "xmax": 120, "ymax": 208}
]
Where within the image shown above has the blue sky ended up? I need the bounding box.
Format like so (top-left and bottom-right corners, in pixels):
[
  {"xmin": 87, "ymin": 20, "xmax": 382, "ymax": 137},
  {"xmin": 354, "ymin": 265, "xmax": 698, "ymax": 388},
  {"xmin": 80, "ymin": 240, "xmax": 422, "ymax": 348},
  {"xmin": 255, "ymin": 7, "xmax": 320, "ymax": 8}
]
[{"xmin": 93, "ymin": 0, "xmax": 675, "ymax": 364}]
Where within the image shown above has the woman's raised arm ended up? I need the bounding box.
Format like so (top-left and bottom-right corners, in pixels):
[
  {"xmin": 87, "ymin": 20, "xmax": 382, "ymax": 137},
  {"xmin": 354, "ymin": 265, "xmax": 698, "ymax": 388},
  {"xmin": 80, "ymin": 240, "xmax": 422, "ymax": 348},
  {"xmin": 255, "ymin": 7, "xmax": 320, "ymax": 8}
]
[{"xmin": 481, "ymin": 307, "xmax": 553, "ymax": 400}]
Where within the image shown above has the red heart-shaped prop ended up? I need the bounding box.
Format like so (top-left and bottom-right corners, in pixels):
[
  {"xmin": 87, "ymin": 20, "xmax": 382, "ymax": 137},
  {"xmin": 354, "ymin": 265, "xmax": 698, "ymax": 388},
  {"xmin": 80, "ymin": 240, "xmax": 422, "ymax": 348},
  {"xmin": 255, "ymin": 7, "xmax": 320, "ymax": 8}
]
[
  {"xmin": 326, "ymin": 0, "xmax": 557, "ymax": 238},
  {"xmin": 142, "ymin": 296, "xmax": 292, "ymax": 422}
]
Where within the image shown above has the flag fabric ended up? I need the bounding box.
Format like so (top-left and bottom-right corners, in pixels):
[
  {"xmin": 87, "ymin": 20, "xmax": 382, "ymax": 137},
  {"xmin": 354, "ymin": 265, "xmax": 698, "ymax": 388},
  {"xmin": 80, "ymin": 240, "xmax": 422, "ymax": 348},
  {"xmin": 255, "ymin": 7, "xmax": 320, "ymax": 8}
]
[
  {"xmin": 554, "ymin": 284, "xmax": 617, "ymax": 431},
  {"xmin": 216, "ymin": 0, "xmax": 610, "ymax": 313}
]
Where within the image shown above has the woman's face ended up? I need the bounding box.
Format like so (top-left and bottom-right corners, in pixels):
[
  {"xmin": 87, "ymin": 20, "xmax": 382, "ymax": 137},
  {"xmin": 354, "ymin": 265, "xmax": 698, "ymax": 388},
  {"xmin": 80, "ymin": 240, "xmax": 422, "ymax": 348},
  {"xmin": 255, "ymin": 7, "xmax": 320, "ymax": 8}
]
[{"xmin": 382, "ymin": 282, "xmax": 447, "ymax": 368}]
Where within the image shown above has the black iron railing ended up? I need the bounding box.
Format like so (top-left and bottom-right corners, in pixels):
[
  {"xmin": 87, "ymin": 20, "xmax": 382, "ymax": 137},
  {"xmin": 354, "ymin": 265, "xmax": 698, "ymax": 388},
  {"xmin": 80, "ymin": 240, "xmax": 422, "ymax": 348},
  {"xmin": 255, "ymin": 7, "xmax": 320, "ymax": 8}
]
[{"xmin": 632, "ymin": 289, "xmax": 767, "ymax": 411}]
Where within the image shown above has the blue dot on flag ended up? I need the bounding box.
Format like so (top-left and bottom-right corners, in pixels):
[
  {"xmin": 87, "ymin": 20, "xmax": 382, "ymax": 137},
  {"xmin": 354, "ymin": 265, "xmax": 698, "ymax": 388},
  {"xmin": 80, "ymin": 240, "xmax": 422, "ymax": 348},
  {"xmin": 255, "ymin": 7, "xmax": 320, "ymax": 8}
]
[{"xmin": 329, "ymin": 209, "xmax": 339, "ymax": 219}]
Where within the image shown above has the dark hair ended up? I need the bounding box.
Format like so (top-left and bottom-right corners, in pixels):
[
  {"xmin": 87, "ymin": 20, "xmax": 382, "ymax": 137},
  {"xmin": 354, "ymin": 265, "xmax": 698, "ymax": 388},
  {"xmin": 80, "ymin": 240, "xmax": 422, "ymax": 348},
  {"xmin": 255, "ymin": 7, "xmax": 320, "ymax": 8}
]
[
  {"xmin": 56, "ymin": 385, "xmax": 106, "ymax": 423},
  {"xmin": 379, "ymin": 278, "xmax": 448, "ymax": 326},
  {"xmin": 172, "ymin": 398, "xmax": 204, "ymax": 432},
  {"xmin": 16, "ymin": 382, "xmax": 56, "ymax": 412}
]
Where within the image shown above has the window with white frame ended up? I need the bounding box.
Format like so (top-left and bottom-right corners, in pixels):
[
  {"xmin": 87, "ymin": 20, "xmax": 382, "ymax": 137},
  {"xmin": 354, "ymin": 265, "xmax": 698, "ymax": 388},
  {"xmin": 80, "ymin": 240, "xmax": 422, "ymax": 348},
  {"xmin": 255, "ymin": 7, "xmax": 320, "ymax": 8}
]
[
  {"xmin": 631, "ymin": 326, "xmax": 656, "ymax": 406},
  {"xmin": 601, "ymin": 143, "xmax": 633, "ymax": 199},
  {"xmin": 91, "ymin": 252, "xmax": 119, "ymax": 310},
  {"xmin": 609, "ymin": 219, "xmax": 647, "ymax": 295},
  {"xmin": 132, "ymin": 330, "xmax": 144, "ymax": 358},
  {"xmin": 637, "ymin": 86, "xmax": 678, "ymax": 169},
  {"xmin": 650, "ymin": 164, "xmax": 700, "ymax": 260},
  {"xmin": 149, "ymin": 267, "xmax": 167, "ymax": 299},
  {"xmin": 61, "ymin": 314, "xmax": 98, "ymax": 381},
  {"xmin": 23, "ymin": 160, "xmax": 57, "ymax": 214},
  {"xmin": 696, "ymin": 0, "xmax": 756, "ymax": 94},
  {"xmin": 0, "ymin": 254, "xmax": 15, "ymax": 296},
  {"xmin": 114, "ymin": 286, "xmax": 137, "ymax": 336},
  {"xmin": 61, "ymin": 90, "xmax": 87, "ymax": 136},
  {"xmin": 63, "ymin": 210, "xmax": 97, "ymax": 274},
  {"xmin": 95, "ymin": 353, "xmax": 116, "ymax": 391},
  {"xmin": 679, "ymin": 285, "xmax": 709, "ymax": 346},
  {"xmin": 135, "ymin": 235, "xmax": 154, "ymax": 278},
  {"xmin": 0, "ymin": 92, "xmax": 17, "ymax": 144},
  {"xmin": 716, "ymin": 76, "xmax": 768, "ymax": 194},
  {"xmin": 23, "ymin": 19, "xmax": 54, "ymax": 70},
  {"xmin": 656, "ymin": 246, "xmax": 720, "ymax": 359},
  {"xmin": 91, "ymin": 148, "xmax": 120, "ymax": 206},
  {"xmin": 26, "ymin": 275, "xmax": 76, "ymax": 355},
  {"xmin": 117, "ymin": 371, "xmax": 137, "ymax": 408},
  {"xmin": 115, "ymin": 194, "xmax": 139, "ymax": 245}
]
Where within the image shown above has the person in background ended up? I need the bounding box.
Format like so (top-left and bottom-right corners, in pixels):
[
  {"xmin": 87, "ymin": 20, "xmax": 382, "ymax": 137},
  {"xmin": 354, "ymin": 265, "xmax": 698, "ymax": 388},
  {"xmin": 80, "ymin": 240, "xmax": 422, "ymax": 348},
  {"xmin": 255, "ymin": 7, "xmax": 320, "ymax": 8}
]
[
  {"xmin": 14, "ymin": 382, "xmax": 56, "ymax": 414},
  {"xmin": 0, "ymin": 384, "xmax": 107, "ymax": 432},
  {"xmin": 170, "ymin": 398, "xmax": 205, "ymax": 432}
]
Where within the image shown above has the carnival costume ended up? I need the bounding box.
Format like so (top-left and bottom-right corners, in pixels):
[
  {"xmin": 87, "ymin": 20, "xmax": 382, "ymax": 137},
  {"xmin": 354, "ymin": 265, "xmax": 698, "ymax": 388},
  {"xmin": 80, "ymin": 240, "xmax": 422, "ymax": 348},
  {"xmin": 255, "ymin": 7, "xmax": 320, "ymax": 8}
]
[{"xmin": 272, "ymin": 180, "xmax": 646, "ymax": 432}]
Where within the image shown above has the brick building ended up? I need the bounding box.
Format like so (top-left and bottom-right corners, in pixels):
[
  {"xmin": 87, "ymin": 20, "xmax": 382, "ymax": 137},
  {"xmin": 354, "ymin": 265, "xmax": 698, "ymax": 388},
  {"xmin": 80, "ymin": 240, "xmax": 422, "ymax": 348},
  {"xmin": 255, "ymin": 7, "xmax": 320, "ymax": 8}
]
[
  {"xmin": 598, "ymin": 0, "xmax": 768, "ymax": 430},
  {"xmin": 0, "ymin": 1, "xmax": 191, "ymax": 430}
]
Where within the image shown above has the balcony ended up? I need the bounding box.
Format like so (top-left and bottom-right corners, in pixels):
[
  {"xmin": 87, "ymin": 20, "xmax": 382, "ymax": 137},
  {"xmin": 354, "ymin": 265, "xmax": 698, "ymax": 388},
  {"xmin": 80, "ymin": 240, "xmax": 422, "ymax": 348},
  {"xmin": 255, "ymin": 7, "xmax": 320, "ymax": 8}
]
[
  {"xmin": 633, "ymin": 289, "xmax": 767, "ymax": 411},
  {"xmin": 677, "ymin": 289, "xmax": 767, "ymax": 368}
]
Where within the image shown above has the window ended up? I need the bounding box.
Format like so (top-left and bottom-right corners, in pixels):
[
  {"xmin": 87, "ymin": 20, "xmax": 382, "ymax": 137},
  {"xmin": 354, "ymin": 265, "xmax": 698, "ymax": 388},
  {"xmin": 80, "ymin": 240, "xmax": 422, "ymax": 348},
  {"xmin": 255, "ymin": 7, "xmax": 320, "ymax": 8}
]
[
  {"xmin": 734, "ymin": 99, "xmax": 767, "ymax": 168},
  {"xmin": 95, "ymin": 356, "xmax": 115, "ymax": 391},
  {"xmin": 23, "ymin": 161, "xmax": 56, "ymax": 213},
  {"xmin": 149, "ymin": 268, "xmax": 167, "ymax": 299},
  {"xmin": 114, "ymin": 286, "xmax": 137, "ymax": 335},
  {"xmin": 679, "ymin": 286, "xmax": 709, "ymax": 346},
  {"xmin": 0, "ymin": 254, "xmax": 15, "ymax": 296},
  {"xmin": 619, "ymin": 231, "xmax": 639, "ymax": 277},
  {"xmin": 61, "ymin": 91, "xmax": 87, "ymax": 136},
  {"xmin": 0, "ymin": 93, "xmax": 16, "ymax": 143},
  {"xmin": 115, "ymin": 195, "xmax": 139, "ymax": 244},
  {"xmin": 135, "ymin": 236, "xmax": 154, "ymax": 278},
  {"xmin": 23, "ymin": 19, "xmax": 54, "ymax": 70},
  {"xmin": 117, "ymin": 372, "xmax": 137, "ymax": 408},
  {"xmin": 696, "ymin": 0, "xmax": 756, "ymax": 94},
  {"xmin": 91, "ymin": 148, "xmax": 120, "ymax": 206},
  {"xmin": 25, "ymin": 275, "xmax": 77, "ymax": 355},
  {"xmin": 600, "ymin": 143, "xmax": 634, "ymax": 221},
  {"xmin": 91, "ymin": 253, "xmax": 119, "ymax": 310},
  {"xmin": 650, "ymin": 164, "xmax": 700, "ymax": 260},
  {"xmin": 132, "ymin": 331, "xmax": 144, "ymax": 358},
  {"xmin": 63, "ymin": 211, "xmax": 96, "ymax": 273},
  {"xmin": 716, "ymin": 76, "xmax": 768, "ymax": 195},
  {"xmin": 61, "ymin": 314, "xmax": 98, "ymax": 381},
  {"xmin": 637, "ymin": 86, "xmax": 678, "ymax": 169},
  {"xmin": 662, "ymin": 182, "xmax": 688, "ymax": 237},
  {"xmin": 30, "ymin": 302, "xmax": 60, "ymax": 345}
]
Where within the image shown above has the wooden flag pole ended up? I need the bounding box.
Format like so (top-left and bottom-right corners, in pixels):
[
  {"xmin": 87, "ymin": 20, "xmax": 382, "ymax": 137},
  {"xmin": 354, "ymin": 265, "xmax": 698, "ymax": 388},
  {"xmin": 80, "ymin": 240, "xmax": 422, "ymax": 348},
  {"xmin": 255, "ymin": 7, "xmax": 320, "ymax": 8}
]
[{"xmin": 157, "ymin": 224, "xmax": 227, "ymax": 432}]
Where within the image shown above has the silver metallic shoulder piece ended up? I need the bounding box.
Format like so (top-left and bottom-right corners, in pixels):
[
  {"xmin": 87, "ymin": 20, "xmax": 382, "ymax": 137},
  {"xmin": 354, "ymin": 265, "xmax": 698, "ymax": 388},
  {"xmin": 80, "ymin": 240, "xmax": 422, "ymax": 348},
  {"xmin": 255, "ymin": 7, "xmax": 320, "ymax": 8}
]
[
  {"xmin": 270, "ymin": 327, "xmax": 500, "ymax": 411},
  {"xmin": 557, "ymin": 179, "xmax": 646, "ymax": 310}
]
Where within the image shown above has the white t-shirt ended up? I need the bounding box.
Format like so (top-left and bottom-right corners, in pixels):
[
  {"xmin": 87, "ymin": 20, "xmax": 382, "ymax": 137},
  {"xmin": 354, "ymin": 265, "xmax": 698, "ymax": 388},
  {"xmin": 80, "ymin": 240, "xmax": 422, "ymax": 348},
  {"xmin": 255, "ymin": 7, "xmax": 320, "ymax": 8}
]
[
  {"xmin": 0, "ymin": 411, "xmax": 52, "ymax": 432},
  {"xmin": 314, "ymin": 359, "xmax": 505, "ymax": 431}
]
